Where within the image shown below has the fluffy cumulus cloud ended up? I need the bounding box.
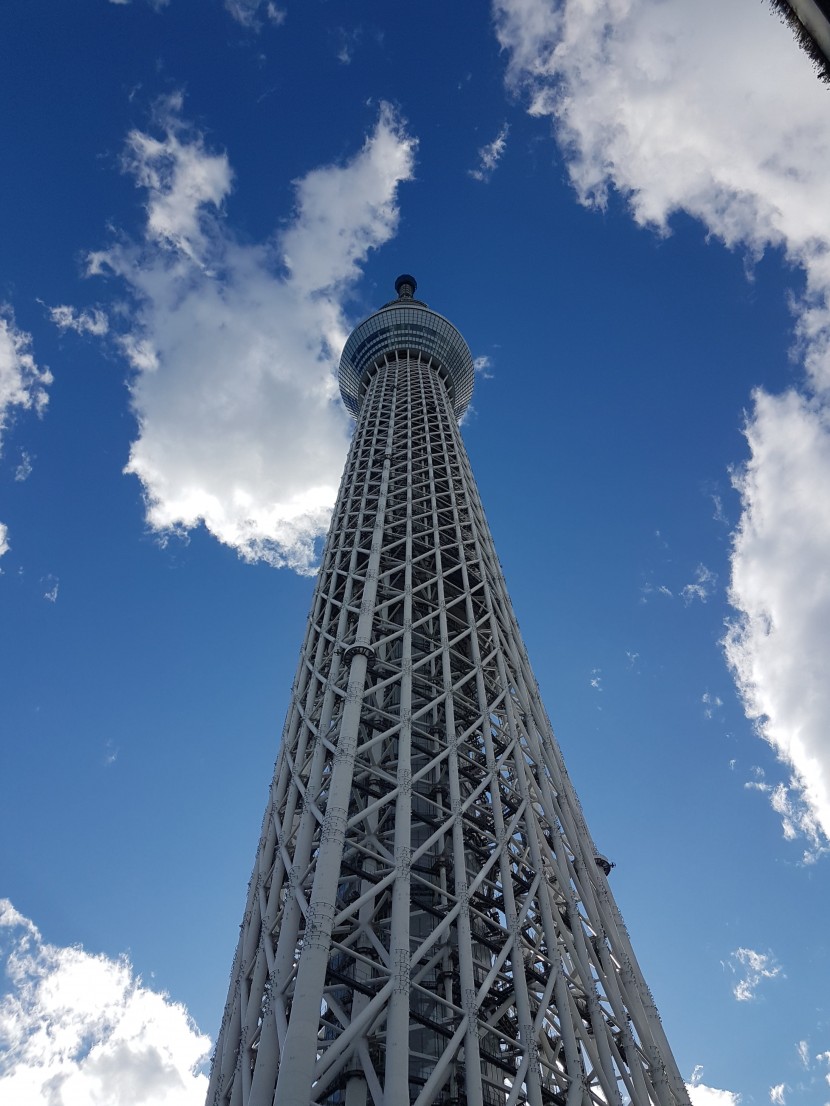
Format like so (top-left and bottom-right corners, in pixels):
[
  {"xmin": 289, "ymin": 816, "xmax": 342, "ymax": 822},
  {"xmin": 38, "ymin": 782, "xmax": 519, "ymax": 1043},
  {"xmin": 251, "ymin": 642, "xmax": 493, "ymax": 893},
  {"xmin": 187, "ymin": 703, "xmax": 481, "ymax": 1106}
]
[
  {"xmin": 492, "ymin": 0, "xmax": 830, "ymax": 849},
  {"xmin": 725, "ymin": 390, "xmax": 830, "ymax": 853},
  {"xmin": 84, "ymin": 96, "xmax": 415, "ymax": 573},
  {"xmin": 687, "ymin": 1084, "xmax": 741, "ymax": 1106},
  {"xmin": 0, "ymin": 899, "xmax": 209, "ymax": 1105},
  {"xmin": 687, "ymin": 1066, "xmax": 741, "ymax": 1105}
]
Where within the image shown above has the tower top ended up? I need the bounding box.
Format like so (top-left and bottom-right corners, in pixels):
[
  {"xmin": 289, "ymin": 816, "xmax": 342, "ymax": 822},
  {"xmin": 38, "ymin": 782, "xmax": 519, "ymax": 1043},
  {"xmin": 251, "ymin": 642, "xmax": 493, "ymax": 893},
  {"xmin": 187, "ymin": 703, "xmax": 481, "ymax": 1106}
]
[
  {"xmin": 338, "ymin": 276, "xmax": 475, "ymax": 420},
  {"xmin": 394, "ymin": 273, "xmax": 417, "ymax": 298}
]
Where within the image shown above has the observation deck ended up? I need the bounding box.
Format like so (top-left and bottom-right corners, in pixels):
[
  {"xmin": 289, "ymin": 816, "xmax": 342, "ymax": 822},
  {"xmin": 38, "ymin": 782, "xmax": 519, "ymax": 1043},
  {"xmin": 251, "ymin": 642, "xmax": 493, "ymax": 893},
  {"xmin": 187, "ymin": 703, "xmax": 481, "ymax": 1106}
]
[{"xmin": 338, "ymin": 275, "xmax": 475, "ymax": 420}]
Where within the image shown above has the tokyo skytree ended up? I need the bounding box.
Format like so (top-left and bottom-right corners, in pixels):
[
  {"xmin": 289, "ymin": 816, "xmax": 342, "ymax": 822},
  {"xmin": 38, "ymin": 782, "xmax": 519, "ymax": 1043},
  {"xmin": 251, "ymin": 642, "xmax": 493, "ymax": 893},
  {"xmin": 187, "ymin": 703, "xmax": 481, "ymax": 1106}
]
[{"xmin": 207, "ymin": 276, "xmax": 691, "ymax": 1106}]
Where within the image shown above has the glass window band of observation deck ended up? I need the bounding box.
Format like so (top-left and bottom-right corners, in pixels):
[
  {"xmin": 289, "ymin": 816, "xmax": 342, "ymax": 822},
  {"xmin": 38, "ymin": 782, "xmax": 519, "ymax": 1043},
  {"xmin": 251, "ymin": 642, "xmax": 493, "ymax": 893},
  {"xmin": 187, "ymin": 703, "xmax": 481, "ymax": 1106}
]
[{"xmin": 338, "ymin": 306, "xmax": 475, "ymax": 420}]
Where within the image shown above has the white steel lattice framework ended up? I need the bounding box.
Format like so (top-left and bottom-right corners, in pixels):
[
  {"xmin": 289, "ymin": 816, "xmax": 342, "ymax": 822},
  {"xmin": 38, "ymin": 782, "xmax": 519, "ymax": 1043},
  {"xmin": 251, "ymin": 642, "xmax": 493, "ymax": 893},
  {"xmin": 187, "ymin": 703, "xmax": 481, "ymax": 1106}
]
[{"xmin": 207, "ymin": 277, "xmax": 692, "ymax": 1106}]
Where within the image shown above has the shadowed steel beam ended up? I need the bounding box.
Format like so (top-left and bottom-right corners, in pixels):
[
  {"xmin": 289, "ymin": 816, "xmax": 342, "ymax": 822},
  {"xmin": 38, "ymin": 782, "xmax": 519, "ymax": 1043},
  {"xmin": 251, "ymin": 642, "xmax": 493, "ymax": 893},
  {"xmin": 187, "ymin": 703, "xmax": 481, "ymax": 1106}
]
[{"xmin": 770, "ymin": 0, "xmax": 830, "ymax": 77}]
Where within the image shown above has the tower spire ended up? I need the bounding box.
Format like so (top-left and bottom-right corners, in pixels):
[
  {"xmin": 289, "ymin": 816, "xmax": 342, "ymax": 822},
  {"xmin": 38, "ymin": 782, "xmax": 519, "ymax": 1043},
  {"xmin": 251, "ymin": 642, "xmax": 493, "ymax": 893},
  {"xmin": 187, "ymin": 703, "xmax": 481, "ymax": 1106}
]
[
  {"xmin": 394, "ymin": 273, "xmax": 417, "ymax": 299},
  {"xmin": 207, "ymin": 279, "xmax": 691, "ymax": 1106}
]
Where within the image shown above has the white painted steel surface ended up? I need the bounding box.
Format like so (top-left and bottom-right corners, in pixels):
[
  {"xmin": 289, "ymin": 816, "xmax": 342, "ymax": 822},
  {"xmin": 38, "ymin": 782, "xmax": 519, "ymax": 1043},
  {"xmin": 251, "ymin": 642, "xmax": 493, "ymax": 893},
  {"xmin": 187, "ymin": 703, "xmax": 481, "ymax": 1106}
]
[{"xmin": 207, "ymin": 282, "xmax": 691, "ymax": 1106}]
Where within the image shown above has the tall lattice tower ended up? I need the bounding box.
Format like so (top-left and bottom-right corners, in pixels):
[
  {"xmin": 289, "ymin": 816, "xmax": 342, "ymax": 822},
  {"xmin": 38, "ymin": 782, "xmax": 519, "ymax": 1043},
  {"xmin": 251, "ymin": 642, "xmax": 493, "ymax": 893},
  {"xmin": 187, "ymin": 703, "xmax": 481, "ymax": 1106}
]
[{"xmin": 208, "ymin": 277, "xmax": 691, "ymax": 1106}]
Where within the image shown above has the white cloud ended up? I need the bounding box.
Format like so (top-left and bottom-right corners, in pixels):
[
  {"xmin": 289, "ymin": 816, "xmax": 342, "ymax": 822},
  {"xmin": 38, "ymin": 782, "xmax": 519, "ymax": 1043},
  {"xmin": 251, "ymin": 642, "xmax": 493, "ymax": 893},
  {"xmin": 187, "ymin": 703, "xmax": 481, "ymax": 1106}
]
[
  {"xmin": 493, "ymin": 0, "xmax": 830, "ymax": 850},
  {"xmin": 0, "ymin": 899, "xmax": 210, "ymax": 1105},
  {"xmin": 702, "ymin": 691, "xmax": 723, "ymax": 719},
  {"xmin": 725, "ymin": 390, "xmax": 830, "ymax": 848},
  {"xmin": 797, "ymin": 1040, "xmax": 810, "ymax": 1067},
  {"xmin": 590, "ymin": 667, "xmax": 602, "ymax": 690},
  {"xmin": 770, "ymin": 1084, "xmax": 786, "ymax": 1105},
  {"xmin": 48, "ymin": 304, "xmax": 109, "ymax": 337},
  {"xmin": 107, "ymin": 0, "xmax": 172, "ymax": 9},
  {"xmin": 15, "ymin": 451, "xmax": 32, "ymax": 481},
  {"xmin": 121, "ymin": 98, "xmax": 233, "ymax": 263},
  {"xmin": 642, "ymin": 565, "xmax": 715, "ymax": 606},
  {"xmin": 42, "ymin": 575, "xmax": 59, "ymax": 603},
  {"xmin": 469, "ymin": 123, "xmax": 510, "ymax": 182},
  {"xmin": 0, "ymin": 306, "xmax": 52, "ymax": 457},
  {"xmin": 728, "ymin": 946, "xmax": 783, "ymax": 1002},
  {"xmin": 0, "ymin": 522, "xmax": 9, "ymax": 559},
  {"xmin": 85, "ymin": 99, "xmax": 416, "ymax": 573},
  {"xmin": 224, "ymin": 0, "xmax": 285, "ymax": 29},
  {"xmin": 687, "ymin": 1084, "xmax": 741, "ymax": 1106},
  {"xmin": 494, "ymin": 0, "xmax": 830, "ymax": 375},
  {"xmin": 473, "ymin": 355, "xmax": 494, "ymax": 379},
  {"xmin": 687, "ymin": 1066, "xmax": 741, "ymax": 1105},
  {"xmin": 639, "ymin": 579, "xmax": 672, "ymax": 602},
  {"xmin": 334, "ymin": 26, "xmax": 373, "ymax": 65},
  {"xmin": 682, "ymin": 563, "xmax": 716, "ymax": 605},
  {"xmin": 745, "ymin": 770, "xmax": 826, "ymax": 860}
]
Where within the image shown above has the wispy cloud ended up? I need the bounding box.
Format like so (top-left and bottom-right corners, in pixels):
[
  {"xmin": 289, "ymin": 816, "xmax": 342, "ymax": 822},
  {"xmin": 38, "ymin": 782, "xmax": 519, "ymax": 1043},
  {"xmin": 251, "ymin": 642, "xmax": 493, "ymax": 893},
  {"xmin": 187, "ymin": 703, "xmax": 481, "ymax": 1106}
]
[
  {"xmin": 0, "ymin": 306, "xmax": 52, "ymax": 558},
  {"xmin": 712, "ymin": 493, "xmax": 728, "ymax": 527},
  {"xmin": 42, "ymin": 575, "xmax": 59, "ymax": 603},
  {"xmin": 728, "ymin": 946, "xmax": 783, "ymax": 1002},
  {"xmin": 469, "ymin": 123, "xmax": 509, "ymax": 182},
  {"xmin": 107, "ymin": 0, "xmax": 172, "ymax": 9},
  {"xmin": 682, "ymin": 564, "xmax": 716, "ymax": 605},
  {"xmin": 493, "ymin": 0, "xmax": 830, "ymax": 850},
  {"xmin": 640, "ymin": 579, "xmax": 672, "ymax": 602},
  {"xmin": 769, "ymin": 1084, "xmax": 786, "ymax": 1105},
  {"xmin": 744, "ymin": 767, "xmax": 827, "ymax": 861},
  {"xmin": 0, "ymin": 899, "xmax": 209, "ymax": 1103},
  {"xmin": 47, "ymin": 304, "xmax": 109, "ymax": 337},
  {"xmin": 14, "ymin": 451, "xmax": 32, "ymax": 482},
  {"xmin": 0, "ymin": 306, "xmax": 52, "ymax": 456},
  {"xmin": 702, "ymin": 691, "xmax": 723, "ymax": 719},
  {"xmin": 333, "ymin": 25, "xmax": 377, "ymax": 65},
  {"xmin": 81, "ymin": 96, "xmax": 416, "ymax": 574},
  {"xmin": 224, "ymin": 0, "xmax": 285, "ymax": 30}
]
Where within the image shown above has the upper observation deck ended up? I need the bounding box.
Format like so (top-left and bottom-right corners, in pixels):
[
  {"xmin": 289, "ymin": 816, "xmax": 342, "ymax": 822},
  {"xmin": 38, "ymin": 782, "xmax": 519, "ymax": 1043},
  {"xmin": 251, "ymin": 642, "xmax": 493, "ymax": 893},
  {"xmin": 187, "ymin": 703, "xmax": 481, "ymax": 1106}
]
[{"xmin": 338, "ymin": 275, "xmax": 475, "ymax": 420}]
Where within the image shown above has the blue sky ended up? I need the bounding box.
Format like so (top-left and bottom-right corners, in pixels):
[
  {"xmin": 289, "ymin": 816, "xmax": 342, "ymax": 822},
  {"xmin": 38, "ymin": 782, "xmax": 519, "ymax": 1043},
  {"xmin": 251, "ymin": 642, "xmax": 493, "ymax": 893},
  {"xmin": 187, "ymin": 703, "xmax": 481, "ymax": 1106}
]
[{"xmin": 1, "ymin": 2, "xmax": 829, "ymax": 1104}]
